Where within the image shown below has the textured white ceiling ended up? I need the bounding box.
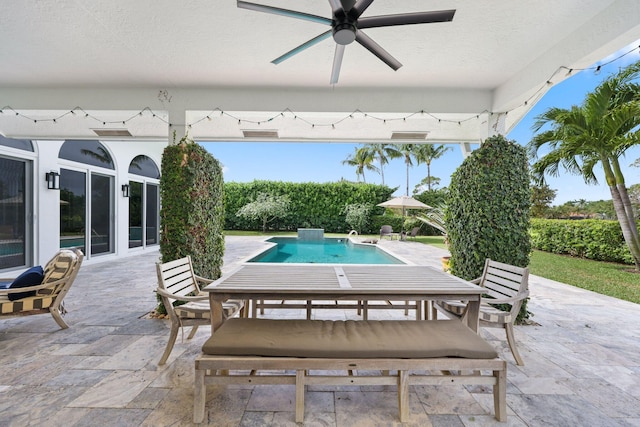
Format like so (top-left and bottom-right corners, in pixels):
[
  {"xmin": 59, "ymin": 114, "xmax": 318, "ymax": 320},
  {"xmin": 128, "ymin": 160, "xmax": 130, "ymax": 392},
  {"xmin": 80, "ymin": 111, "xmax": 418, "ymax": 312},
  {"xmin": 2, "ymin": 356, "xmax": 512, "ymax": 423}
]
[{"xmin": 0, "ymin": 0, "xmax": 639, "ymax": 143}]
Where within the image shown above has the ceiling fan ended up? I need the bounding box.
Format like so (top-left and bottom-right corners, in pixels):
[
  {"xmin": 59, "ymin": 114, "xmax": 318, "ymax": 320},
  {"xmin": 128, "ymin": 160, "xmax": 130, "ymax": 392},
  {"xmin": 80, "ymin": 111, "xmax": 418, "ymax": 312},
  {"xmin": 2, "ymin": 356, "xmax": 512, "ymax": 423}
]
[{"xmin": 237, "ymin": 0, "xmax": 456, "ymax": 84}]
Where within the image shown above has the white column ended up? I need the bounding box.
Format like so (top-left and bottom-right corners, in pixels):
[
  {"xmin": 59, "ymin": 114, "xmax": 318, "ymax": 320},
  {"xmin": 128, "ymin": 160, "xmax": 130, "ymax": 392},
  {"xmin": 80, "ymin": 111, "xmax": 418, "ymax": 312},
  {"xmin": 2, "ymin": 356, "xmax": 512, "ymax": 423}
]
[{"xmin": 167, "ymin": 108, "xmax": 187, "ymax": 144}]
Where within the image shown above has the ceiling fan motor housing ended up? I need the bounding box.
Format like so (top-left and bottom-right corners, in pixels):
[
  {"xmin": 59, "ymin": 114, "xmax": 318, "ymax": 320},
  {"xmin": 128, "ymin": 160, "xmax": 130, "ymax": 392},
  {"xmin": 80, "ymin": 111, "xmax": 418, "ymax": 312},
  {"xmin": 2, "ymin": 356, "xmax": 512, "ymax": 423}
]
[{"xmin": 333, "ymin": 21, "xmax": 357, "ymax": 45}]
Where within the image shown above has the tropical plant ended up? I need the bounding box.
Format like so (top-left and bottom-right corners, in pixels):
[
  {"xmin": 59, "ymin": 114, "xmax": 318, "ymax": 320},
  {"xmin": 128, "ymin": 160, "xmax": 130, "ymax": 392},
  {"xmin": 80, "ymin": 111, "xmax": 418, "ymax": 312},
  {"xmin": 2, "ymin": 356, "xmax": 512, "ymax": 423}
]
[
  {"xmin": 366, "ymin": 143, "xmax": 401, "ymax": 185},
  {"xmin": 236, "ymin": 193, "xmax": 290, "ymax": 233},
  {"xmin": 342, "ymin": 145, "xmax": 379, "ymax": 183},
  {"xmin": 413, "ymin": 176, "xmax": 442, "ymax": 194},
  {"xmin": 394, "ymin": 143, "xmax": 415, "ymax": 196},
  {"xmin": 530, "ymin": 182, "xmax": 557, "ymax": 218},
  {"xmin": 415, "ymin": 204, "xmax": 447, "ymax": 242},
  {"xmin": 527, "ymin": 60, "xmax": 640, "ymax": 270},
  {"xmin": 413, "ymin": 144, "xmax": 452, "ymax": 192}
]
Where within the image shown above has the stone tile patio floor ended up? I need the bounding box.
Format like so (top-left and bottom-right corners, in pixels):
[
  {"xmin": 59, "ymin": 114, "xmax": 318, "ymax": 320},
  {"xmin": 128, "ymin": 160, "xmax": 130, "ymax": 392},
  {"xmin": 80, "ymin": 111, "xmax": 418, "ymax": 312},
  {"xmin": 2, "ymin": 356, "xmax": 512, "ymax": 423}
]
[{"xmin": 1, "ymin": 236, "xmax": 639, "ymax": 426}]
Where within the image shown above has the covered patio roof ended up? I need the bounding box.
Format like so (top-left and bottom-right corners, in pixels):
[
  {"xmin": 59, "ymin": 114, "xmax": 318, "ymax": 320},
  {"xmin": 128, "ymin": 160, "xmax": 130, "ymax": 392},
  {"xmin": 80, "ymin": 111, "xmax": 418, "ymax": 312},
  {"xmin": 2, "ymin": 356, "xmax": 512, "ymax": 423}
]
[{"xmin": 1, "ymin": 1, "xmax": 639, "ymax": 149}]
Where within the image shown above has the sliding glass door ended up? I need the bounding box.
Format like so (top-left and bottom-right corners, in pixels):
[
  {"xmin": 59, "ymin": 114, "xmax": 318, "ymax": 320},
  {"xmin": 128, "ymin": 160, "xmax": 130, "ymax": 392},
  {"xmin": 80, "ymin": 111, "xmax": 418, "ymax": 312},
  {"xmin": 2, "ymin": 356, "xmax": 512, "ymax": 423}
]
[
  {"xmin": 0, "ymin": 156, "xmax": 31, "ymax": 270},
  {"xmin": 60, "ymin": 169, "xmax": 114, "ymax": 256}
]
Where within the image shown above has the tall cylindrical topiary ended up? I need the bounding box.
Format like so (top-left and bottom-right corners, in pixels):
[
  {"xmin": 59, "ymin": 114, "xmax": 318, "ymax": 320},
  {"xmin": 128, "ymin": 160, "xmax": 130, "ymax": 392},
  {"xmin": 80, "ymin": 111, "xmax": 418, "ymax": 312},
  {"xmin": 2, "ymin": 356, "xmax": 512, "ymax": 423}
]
[
  {"xmin": 446, "ymin": 134, "xmax": 531, "ymax": 282},
  {"xmin": 160, "ymin": 135, "xmax": 225, "ymax": 280}
]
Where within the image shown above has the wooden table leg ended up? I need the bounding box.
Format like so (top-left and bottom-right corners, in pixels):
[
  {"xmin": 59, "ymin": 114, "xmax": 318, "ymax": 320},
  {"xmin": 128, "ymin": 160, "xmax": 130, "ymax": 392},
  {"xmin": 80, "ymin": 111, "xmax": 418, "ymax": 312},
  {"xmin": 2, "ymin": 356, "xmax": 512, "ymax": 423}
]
[
  {"xmin": 209, "ymin": 294, "xmax": 224, "ymax": 335},
  {"xmin": 466, "ymin": 299, "xmax": 480, "ymax": 333}
]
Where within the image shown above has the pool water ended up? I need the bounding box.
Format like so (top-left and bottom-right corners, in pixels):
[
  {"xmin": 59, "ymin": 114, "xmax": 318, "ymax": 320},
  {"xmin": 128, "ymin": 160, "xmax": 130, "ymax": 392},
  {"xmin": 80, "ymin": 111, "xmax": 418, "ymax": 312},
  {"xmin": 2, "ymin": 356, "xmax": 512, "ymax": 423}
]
[{"xmin": 249, "ymin": 237, "xmax": 404, "ymax": 264}]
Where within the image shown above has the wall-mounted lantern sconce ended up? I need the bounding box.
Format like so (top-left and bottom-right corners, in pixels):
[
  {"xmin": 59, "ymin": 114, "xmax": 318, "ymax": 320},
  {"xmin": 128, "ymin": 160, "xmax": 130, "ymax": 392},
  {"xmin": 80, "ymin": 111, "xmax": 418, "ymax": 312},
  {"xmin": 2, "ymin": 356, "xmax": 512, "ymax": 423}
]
[
  {"xmin": 122, "ymin": 184, "xmax": 130, "ymax": 198},
  {"xmin": 45, "ymin": 171, "xmax": 60, "ymax": 190}
]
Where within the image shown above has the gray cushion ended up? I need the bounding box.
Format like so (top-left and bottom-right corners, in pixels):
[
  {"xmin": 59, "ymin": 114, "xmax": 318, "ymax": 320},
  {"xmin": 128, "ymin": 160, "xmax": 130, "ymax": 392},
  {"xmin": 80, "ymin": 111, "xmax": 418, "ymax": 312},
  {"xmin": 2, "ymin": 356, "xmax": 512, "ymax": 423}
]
[{"xmin": 202, "ymin": 318, "xmax": 498, "ymax": 359}]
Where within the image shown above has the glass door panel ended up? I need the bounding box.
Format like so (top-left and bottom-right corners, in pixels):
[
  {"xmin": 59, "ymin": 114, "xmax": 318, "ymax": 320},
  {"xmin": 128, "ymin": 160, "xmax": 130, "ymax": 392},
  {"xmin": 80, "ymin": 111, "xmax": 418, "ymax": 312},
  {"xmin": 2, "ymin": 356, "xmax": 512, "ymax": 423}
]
[
  {"xmin": 129, "ymin": 182, "xmax": 143, "ymax": 248},
  {"xmin": 145, "ymin": 183, "xmax": 159, "ymax": 245},
  {"xmin": 90, "ymin": 173, "xmax": 113, "ymax": 255},
  {"xmin": 0, "ymin": 157, "xmax": 27, "ymax": 269},
  {"xmin": 60, "ymin": 169, "xmax": 86, "ymax": 254}
]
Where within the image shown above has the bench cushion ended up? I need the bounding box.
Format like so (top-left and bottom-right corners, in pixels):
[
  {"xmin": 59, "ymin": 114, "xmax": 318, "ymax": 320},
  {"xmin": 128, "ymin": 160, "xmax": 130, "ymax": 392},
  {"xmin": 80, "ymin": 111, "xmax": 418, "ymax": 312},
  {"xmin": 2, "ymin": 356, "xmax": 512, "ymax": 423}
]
[{"xmin": 202, "ymin": 319, "xmax": 498, "ymax": 359}]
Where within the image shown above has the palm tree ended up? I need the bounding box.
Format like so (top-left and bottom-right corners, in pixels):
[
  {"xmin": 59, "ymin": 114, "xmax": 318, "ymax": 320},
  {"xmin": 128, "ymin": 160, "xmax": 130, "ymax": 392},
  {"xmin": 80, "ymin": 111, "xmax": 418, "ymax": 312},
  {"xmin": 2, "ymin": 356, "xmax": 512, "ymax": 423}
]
[
  {"xmin": 341, "ymin": 145, "xmax": 379, "ymax": 183},
  {"xmin": 367, "ymin": 143, "xmax": 401, "ymax": 185},
  {"xmin": 395, "ymin": 144, "xmax": 416, "ymax": 196},
  {"xmin": 528, "ymin": 60, "xmax": 640, "ymax": 269},
  {"xmin": 414, "ymin": 144, "xmax": 453, "ymax": 191}
]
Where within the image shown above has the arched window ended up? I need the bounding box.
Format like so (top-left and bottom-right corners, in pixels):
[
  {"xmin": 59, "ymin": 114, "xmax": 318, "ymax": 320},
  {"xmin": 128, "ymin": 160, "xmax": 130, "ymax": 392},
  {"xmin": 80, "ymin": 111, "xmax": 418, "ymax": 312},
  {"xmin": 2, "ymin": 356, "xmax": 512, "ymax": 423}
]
[
  {"xmin": 59, "ymin": 140, "xmax": 114, "ymax": 169},
  {"xmin": 129, "ymin": 155, "xmax": 160, "ymax": 179},
  {"xmin": 0, "ymin": 135, "xmax": 34, "ymax": 152}
]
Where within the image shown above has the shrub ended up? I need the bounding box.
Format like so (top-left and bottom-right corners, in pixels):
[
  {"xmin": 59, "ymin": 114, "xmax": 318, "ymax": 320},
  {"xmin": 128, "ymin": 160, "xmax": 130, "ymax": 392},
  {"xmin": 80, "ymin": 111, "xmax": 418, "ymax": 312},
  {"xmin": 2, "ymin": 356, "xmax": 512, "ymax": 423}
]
[
  {"xmin": 237, "ymin": 193, "xmax": 290, "ymax": 232},
  {"xmin": 446, "ymin": 135, "xmax": 531, "ymax": 321},
  {"xmin": 530, "ymin": 218, "xmax": 633, "ymax": 264},
  {"xmin": 158, "ymin": 135, "xmax": 225, "ymax": 313},
  {"xmin": 344, "ymin": 203, "xmax": 372, "ymax": 234}
]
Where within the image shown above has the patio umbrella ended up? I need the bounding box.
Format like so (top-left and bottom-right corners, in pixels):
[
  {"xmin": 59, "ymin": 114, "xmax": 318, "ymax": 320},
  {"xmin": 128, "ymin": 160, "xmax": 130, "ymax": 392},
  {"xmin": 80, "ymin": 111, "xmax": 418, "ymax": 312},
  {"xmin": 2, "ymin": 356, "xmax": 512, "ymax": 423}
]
[{"xmin": 377, "ymin": 196, "xmax": 432, "ymax": 232}]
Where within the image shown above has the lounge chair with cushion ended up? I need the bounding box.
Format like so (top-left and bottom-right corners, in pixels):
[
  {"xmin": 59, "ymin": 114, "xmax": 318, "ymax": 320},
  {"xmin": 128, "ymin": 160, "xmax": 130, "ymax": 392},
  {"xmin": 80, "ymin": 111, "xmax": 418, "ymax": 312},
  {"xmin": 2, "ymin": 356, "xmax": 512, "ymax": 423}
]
[
  {"xmin": 156, "ymin": 256, "xmax": 245, "ymax": 365},
  {"xmin": 434, "ymin": 258, "xmax": 530, "ymax": 365},
  {"xmin": 0, "ymin": 248, "xmax": 84, "ymax": 329}
]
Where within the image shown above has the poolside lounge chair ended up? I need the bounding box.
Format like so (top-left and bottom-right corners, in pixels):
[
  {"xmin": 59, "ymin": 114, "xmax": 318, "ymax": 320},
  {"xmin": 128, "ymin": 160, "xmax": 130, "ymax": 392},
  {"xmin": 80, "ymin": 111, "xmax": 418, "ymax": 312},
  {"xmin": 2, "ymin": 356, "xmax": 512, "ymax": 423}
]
[
  {"xmin": 380, "ymin": 225, "xmax": 398, "ymax": 240},
  {"xmin": 0, "ymin": 248, "xmax": 84, "ymax": 329},
  {"xmin": 156, "ymin": 256, "xmax": 245, "ymax": 365},
  {"xmin": 434, "ymin": 258, "xmax": 530, "ymax": 365},
  {"xmin": 407, "ymin": 227, "xmax": 420, "ymax": 239}
]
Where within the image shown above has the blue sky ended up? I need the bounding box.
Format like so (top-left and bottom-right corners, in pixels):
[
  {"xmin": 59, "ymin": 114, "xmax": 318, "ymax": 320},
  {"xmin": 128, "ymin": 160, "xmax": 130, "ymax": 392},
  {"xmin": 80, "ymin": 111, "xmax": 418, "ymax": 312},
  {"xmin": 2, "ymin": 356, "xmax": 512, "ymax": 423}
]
[{"xmin": 201, "ymin": 42, "xmax": 640, "ymax": 206}]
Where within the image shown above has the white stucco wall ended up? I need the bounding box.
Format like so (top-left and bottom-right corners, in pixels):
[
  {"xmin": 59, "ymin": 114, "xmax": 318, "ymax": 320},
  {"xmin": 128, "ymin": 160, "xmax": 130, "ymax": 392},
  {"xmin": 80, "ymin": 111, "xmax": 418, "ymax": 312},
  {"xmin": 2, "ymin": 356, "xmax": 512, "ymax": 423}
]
[{"xmin": 1, "ymin": 139, "xmax": 167, "ymax": 271}]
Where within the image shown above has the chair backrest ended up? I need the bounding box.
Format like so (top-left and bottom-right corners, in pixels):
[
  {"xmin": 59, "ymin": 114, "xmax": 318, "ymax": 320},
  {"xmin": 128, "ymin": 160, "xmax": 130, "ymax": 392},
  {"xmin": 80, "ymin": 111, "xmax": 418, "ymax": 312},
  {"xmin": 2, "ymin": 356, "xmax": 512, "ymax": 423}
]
[
  {"xmin": 156, "ymin": 256, "xmax": 199, "ymax": 303},
  {"xmin": 39, "ymin": 248, "xmax": 84, "ymax": 302},
  {"xmin": 380, "ymin": 225, "xmax": 393, "ymax": 234},
  {"xmin": 409, "ymin": 227, "xmax": 420, "ymax": 237},
  {"xmin": 479, "ymin": 259, "xmax": 529, "ymax": 316}
]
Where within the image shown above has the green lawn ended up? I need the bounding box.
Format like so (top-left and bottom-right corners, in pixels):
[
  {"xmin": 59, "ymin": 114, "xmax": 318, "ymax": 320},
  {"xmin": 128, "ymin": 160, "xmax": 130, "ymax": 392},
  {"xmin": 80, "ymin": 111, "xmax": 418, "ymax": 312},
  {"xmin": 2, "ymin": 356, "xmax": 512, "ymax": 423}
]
[
  {"xmin": 529, "ymin": 250, "xmax": 640, "ymax": 304},
  {"xmin": 224, "ymin": 231, "xmax": 639, "ymax": 304}
]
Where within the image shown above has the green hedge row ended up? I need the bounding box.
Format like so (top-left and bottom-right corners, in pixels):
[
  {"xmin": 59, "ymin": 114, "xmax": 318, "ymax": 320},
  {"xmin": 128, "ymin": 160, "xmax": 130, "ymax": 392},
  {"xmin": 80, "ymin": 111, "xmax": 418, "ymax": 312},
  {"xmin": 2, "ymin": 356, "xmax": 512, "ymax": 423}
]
[
  {"xmin": 530, "ymin": 218, "xmax": 633, "ymax": 264},
  {"xmin": 224, "ymin": 181, "xmax": 395, "ymax": 234}
]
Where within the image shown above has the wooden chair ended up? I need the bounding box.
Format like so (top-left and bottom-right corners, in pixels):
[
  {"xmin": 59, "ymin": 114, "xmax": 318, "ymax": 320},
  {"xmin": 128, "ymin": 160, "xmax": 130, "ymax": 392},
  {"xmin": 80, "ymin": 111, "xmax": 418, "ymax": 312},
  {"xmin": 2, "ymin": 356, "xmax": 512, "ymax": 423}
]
[
  {"xmin": 434, "ymin": 259, "xmax": 530, "ymax": 365},
  {"xmin": 156, "ymin": 256, "xmax": 244, "ymax": 365},
  {"xmin": 0, "ymin": 248, "xmax": 84, "ymax": 329}
]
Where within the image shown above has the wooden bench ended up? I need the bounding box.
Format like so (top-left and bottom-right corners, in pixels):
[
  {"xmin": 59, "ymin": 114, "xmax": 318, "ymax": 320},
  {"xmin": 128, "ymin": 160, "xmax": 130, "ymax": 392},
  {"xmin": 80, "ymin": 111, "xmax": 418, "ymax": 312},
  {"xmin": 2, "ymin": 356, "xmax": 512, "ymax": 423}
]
[{"xmin": 194, "ymin": 318, "xmax": 507, "ymax": 423}]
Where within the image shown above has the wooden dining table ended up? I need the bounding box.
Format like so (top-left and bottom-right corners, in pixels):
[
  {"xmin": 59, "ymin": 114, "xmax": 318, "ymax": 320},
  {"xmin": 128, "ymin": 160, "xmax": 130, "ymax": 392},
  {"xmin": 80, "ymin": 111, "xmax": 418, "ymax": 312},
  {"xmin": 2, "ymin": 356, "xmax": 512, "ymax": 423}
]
[{"xmin": 202, "ymin": 264, "xmax": 485, "ymax": 333}]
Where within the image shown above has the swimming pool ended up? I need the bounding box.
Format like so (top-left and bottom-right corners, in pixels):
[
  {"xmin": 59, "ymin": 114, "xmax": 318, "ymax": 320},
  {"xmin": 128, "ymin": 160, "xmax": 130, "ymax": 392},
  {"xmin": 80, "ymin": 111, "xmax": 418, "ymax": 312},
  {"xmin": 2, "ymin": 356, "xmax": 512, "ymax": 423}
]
[{"xmin": 248, "ymin": 237, "xmax": 404, "ymax": 264}]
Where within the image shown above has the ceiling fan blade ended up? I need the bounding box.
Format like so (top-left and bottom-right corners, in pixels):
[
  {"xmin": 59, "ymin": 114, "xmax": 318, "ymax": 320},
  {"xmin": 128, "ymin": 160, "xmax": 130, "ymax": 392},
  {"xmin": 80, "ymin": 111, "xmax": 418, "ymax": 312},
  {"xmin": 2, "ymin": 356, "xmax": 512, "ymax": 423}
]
[
  {"xmin": 272, "ymin": 31, "xmax": 332, "ymax": 64},
  {"xmin": 328, "ymin": 0, "xmax": 343, "ymax": 12},
  {"xmin": 355, "ymin": 31, "xmax": 402, "ymax": 71},
  {"xmin": 349, "ymin": 0, "xmax": 374, "ymax": 19},
  {"xmin": 237, "ymin": 1, "xmax": 332, "ymax": 25},
  {"xmin": 330, "ymin": 44, "xmax": 346, "ymax": 84},
  {"xmin": 358, "ymin": 9, "xmax": 456, "ymax": 29},
  {"xmin": 339, "ymin": 0, "xmax": 357, "ymax": 11}
]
